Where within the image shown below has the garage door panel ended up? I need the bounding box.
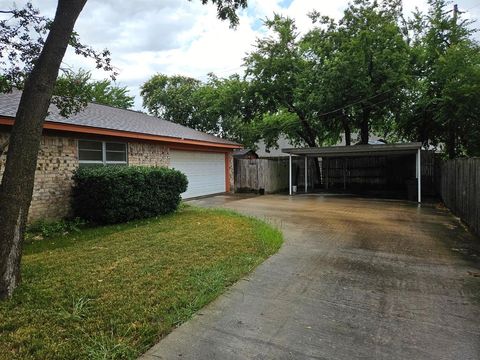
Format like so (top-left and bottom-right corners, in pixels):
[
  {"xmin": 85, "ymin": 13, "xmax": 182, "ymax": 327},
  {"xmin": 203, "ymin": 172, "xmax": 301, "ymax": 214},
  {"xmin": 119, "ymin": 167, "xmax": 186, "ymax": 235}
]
[{"xmin": 170, "ymin": 150, "xmax": 226, "ymax": 199}]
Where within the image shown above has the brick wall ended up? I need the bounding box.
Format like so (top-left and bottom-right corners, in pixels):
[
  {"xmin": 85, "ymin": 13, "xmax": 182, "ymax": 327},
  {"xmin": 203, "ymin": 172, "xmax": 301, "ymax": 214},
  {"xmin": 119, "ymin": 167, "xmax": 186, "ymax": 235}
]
[
  {"xmin": 0, "ymin": 131, "xmax": 78, "ymax": 222},
  {"xmin": 0, "ymin": 131, "xmax": 232, "ymax": 222},
  {"xmin": 128, "ymin": 142, "xmax": 169, "ymax": 167},
  {"xmin": 30, "ymin": 135, "xmax": 78, "ymax": 221},
  {"xmin": 0, "ymin": 133, "xmax": 172, "ymax": 222}
]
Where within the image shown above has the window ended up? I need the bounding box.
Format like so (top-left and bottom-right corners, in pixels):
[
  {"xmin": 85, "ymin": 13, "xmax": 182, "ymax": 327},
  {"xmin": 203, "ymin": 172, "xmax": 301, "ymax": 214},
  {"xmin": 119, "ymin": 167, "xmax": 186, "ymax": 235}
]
[{"xmin": 78, "ymin": 140, "xmax": 127, "ymax": 166}]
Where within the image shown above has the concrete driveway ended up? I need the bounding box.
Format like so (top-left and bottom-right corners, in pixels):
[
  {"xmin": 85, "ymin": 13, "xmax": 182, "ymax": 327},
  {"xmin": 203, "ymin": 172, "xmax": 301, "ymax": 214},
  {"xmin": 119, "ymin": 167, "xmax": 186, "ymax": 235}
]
[{"xmin": 141, "ymin": 194, "xmax": 480, "ymax": 360}]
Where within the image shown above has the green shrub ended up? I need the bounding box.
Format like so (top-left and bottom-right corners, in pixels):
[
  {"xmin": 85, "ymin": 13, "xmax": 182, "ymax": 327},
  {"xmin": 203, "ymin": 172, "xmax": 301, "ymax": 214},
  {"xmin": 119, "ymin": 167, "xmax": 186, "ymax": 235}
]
[
  {"xmin": 72, "ymin": 166, "xmax": 188, "ymax": 224},
  {"xmin": 27, "ymin": 218, "xmax": 86, "ymax": 239}
]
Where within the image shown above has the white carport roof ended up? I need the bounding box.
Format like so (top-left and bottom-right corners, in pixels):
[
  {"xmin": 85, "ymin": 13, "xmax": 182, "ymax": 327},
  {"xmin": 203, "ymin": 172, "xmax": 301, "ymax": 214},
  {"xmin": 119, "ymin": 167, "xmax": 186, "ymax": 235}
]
[{"xmin": 282, "ymin": 142, "xmax": 422, "ymax": 157}]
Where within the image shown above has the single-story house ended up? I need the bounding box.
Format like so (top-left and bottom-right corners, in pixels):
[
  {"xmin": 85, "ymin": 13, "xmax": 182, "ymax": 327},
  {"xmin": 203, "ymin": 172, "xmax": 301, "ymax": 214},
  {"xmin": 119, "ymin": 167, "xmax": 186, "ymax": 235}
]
[{"xmin": 0, "ymin": 90, "xmax": 241, "ymax": 222}]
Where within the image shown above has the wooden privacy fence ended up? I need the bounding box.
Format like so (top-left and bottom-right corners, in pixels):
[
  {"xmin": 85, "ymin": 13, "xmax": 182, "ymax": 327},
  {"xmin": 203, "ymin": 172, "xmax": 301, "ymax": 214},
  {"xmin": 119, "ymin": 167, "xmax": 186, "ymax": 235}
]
[
  {"xmin": 234, "ymin": 158, "xmax": 288, "ymax": 193},
  {"xmin": 234, "ymin": 158, "xmax": 316, "ymax": 193},
  {"xmin": 440, "ymin": 158, "xmax": 480, "ymax": 236}
]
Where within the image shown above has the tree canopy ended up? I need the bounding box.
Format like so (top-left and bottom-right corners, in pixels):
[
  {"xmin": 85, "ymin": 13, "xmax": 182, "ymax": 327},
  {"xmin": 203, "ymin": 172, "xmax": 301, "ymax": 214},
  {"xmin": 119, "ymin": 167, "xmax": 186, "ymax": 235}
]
[
  {"xmin": 397, "ymin": 0, "xmax": 480, "ymax": 158},
  {"xmin": 141, "ymin": 0, "xmax": 479, "ymax": 158},
  {"xmin": 54, "ymin": 70, "xmax": 134, "ymax": 112},
  {"xmin": 141, "ymin": 73, "xmax": 257, "ymax": 146}
]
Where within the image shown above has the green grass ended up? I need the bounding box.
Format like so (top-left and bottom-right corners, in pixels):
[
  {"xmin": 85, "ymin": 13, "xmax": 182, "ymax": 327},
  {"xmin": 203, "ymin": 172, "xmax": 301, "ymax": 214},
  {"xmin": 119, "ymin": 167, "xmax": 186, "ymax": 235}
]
[{"xmin": 0, "ymin": 206, "xmax": 283, "ymax": 360}]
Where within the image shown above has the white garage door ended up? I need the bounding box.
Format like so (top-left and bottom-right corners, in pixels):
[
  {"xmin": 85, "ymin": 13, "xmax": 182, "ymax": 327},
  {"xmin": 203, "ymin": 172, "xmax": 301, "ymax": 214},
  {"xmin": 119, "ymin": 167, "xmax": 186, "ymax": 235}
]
[{"xmin": 170, "ymin": 150, "xmax": 226, "ymax": 199}]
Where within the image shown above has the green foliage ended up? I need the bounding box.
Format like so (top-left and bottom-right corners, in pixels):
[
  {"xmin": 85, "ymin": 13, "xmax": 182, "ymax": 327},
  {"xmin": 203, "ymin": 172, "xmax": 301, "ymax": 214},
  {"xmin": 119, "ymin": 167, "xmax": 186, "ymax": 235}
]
[
  {"xmin": 57, "ymin": 296, "xmax": 94, "ymax": 321},
  {"xmin": 72, "ymin": 166, "xmax": 188, "ymax": 224},
  {"xmin": 141, "ymin": 74, "xmax": 202, "ymax": 127},
  {"xmin": 397, "ymin": 0, "xmax": 480, "ymax": 158},
  {"xmin": 0, "ymin": 3, "xmax": 116, "ymax": 115},
  {"xmin": 140, "ymin": 0, "xmax": 479, "ymax": 159},
  {"xmin": 244, "ymin": 0, "xmax": 479, "ymax": 156},
  {"xmin": 54, "ymin": 69, "xmax": 134, "ymax": 113},
  {"xmin": 141, "ymin": 73, "xmax": 258, "ymax": 147},
  {"xmin": 193, "ymin": 74, "xmax": 259, "ymax": 146},
  {"xmin": 27, "ymin": 218, "xmax": 86, "ymax": 239},
  {"xmin": 306, "ymin": 0, "xmax": 409, "ymax": 144},
  {"xmin": 199, "ymin": 0, "xmax": 248, "ymax": 28},
  {"xmin": 244, "ymin": 15, "xmax": 320, "ymax": 149},
  {"xmin": 90, "ymin": 79, "xmax": 134, "ymax": 109},
  {"xmin": 140, "ymin": 1, "xmax": 412, "ymax": 151}
]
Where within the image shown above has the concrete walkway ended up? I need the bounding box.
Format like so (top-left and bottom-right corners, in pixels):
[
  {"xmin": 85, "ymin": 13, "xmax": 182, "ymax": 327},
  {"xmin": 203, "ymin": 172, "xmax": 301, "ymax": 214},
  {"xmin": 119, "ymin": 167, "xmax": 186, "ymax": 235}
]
[{"xmin": 141, "ymin": 194, "xmax": 480, "ymax": 360}]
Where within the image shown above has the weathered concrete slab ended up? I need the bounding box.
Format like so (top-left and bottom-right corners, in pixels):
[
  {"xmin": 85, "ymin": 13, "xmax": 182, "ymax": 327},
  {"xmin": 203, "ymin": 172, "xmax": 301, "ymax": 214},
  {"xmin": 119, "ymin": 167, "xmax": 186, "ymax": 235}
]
[{"xmin": 140, "ymin": 194, "xmax": 480, "ymax": 360}]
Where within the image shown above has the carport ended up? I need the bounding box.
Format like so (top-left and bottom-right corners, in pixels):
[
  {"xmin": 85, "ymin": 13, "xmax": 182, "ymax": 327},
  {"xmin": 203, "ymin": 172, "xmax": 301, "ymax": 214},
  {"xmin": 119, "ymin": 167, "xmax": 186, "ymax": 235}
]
[{"xmin": 283, "ymin": 142, "xmax": 423, "ymax": 202}]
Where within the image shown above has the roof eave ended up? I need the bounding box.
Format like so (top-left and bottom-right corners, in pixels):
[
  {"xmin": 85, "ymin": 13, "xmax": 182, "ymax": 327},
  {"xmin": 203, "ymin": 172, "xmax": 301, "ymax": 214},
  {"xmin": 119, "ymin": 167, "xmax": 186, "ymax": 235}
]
[{"xmin": 0, "ymin": 116, "xmax": 242, "ymax": 150}]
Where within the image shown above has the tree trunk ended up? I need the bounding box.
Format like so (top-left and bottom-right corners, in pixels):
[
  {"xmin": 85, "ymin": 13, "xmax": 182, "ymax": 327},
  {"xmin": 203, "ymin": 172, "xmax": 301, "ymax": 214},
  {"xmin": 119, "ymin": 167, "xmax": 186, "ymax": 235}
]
[
  {"xmin": 301, "ymin": 129, "xmax": 321, "ymax": 188},
  {"xmin": 296, "ymin": 113, "xmax": 317, "ymax": 147},
  {"xmin": 446, "ymin": 119, "xmax": 456, "ymax": 159},
  {"xmin": 344, "ymin": 128, "xmax": 351, "ymax": 146},
  {"xmin": 418, "ymin": 110, "xmax": 428, "ymax": 146},
  {"xmin": 360, "ymin": 105, "xmax": 370, "ymax": 145},
  {"xmin": 0, "ymin": 0, "xmax": 87, "ymax": 300},
  {"xmin": 341, "ymin": 112, "xmax": 351, "ymax": 146}
]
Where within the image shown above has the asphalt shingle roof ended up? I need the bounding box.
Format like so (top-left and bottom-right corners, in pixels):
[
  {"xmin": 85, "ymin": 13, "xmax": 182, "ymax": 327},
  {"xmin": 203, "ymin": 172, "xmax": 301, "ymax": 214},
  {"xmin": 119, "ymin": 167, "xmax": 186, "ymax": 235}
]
[{"xmin": 0, "ymin": 90, "xmax": 239, "ymax": 146}]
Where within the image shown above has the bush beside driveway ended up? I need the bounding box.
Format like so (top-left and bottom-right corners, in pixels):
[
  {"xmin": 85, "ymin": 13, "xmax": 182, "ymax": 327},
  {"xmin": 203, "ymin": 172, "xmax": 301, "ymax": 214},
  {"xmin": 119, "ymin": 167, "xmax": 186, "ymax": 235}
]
[{"xmin": 0, "ymin": 206, "xmax": 282, "ymax": 359}]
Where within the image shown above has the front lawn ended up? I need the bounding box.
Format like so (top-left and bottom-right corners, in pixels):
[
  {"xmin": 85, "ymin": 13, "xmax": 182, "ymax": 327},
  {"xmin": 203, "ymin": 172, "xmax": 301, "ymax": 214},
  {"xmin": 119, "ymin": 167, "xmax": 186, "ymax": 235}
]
[{"xmin": 0, "ymin": 206, "xmax": 282, "ymax": 360}]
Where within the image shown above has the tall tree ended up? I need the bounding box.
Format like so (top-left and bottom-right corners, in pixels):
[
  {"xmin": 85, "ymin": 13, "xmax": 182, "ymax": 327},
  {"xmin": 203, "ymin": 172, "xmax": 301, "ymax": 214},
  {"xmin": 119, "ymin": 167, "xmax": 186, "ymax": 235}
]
[
  {"xmin": 141, "ymin": 73, "xmax": 257, "ymax": 145},
  {"xmin": 89, "ymin": 80, "xmax": 134, "ymax": 109},
  {"xmin": 243, "ymin": 1, "xmax": 408, "ymax": 151},
  {"xmin": 141, "ymin": 74, "xmax": 202, "ymax": 128},
  {"xmin": 304, "ymin": 0, "xmax": 409, "ymax": 145},
  {"xmin": 243, "ymin": 15, "xmax": 334, "ymax": 181},
  {"xmin": 0, "ymin": 0, "xmax": 248, "ymax": 299},
  {"xmin": 199, "ymin": 74, "xmax": 258, "ymax": 146},
  {"xmin": 399, "ymin": 0, "xmax": 480, "ymax": 158},
  {"xmin": 55, "ymin": 69, "xmax": 134, "ymax": 110},
  {"xmin": 244, "ymin": 15, "xmax": 325, "ymax": 149}
]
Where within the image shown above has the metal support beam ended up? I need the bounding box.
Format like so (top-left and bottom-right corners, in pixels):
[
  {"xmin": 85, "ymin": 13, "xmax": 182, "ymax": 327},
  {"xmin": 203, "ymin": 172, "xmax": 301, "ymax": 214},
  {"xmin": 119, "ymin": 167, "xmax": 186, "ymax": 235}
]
[
  {"xmin": 417, "ymin": 149, "xmax": 421, "ymax": 203},
  {"xmin": 289, "ymin": 154, "xmax": 292, "ymax": 196},
  {"xmin": 325, "ymin": 158, "xmax": 329, "ymax": 190},
  {"xmin": 304, "ymin": 156, "xmax": 308, "ymax": 193}
]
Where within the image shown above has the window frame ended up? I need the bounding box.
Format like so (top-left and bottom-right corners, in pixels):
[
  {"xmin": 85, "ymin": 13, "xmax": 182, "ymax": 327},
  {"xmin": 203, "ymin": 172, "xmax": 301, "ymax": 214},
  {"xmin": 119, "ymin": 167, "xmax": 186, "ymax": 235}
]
[{"xmin": 78, "ymin": 139, "xmax": 128, "ymax": 166}]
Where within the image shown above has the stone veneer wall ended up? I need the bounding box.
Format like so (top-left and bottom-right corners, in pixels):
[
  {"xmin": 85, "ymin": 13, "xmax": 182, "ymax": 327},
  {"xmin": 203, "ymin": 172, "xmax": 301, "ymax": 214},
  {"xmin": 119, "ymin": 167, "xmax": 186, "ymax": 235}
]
[
  {"xmin": 0, "ymin": 131, "xmax": 78, "ymax": 222},
  {"xmin": 128, "ymin": 142, "xmax": 169, "ymax": 167}
]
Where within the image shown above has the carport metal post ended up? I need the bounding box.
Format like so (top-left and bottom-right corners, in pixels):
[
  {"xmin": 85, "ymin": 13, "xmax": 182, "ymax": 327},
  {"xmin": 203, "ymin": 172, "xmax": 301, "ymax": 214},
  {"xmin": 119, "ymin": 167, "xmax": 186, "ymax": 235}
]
[
  {"xmin": 289, "ymin": 154, "xmax": 292, "ymax": 195},
  {"xmin": 417, "ymin": 148, "xmax": 421, "ymax": 203},
  {"xmin": 304, "ymin": 156, "xmax": 308, "ymax": 193}
]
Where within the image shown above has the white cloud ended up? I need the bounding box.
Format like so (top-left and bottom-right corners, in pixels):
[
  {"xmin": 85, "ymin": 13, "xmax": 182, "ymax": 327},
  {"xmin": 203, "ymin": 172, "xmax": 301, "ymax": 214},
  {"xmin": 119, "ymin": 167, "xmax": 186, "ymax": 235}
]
[{"xmin": 1, "ymin": 0, "xmax": 478, "ymax": 109}]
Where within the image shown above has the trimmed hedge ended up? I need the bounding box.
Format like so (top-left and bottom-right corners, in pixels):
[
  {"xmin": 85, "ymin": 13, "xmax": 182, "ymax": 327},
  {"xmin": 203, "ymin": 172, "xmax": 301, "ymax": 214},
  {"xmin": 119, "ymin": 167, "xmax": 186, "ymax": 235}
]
[{"xmin": 72, "ymin": 166, "xmax": 188, "ymax": 224}]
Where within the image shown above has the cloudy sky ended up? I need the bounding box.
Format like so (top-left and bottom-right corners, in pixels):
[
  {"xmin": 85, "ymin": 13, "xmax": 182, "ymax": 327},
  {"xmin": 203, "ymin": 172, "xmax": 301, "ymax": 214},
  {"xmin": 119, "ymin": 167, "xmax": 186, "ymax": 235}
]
[{"xmin": 2, "ymin": 0, "xmax": 480, "ymax": 109}]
